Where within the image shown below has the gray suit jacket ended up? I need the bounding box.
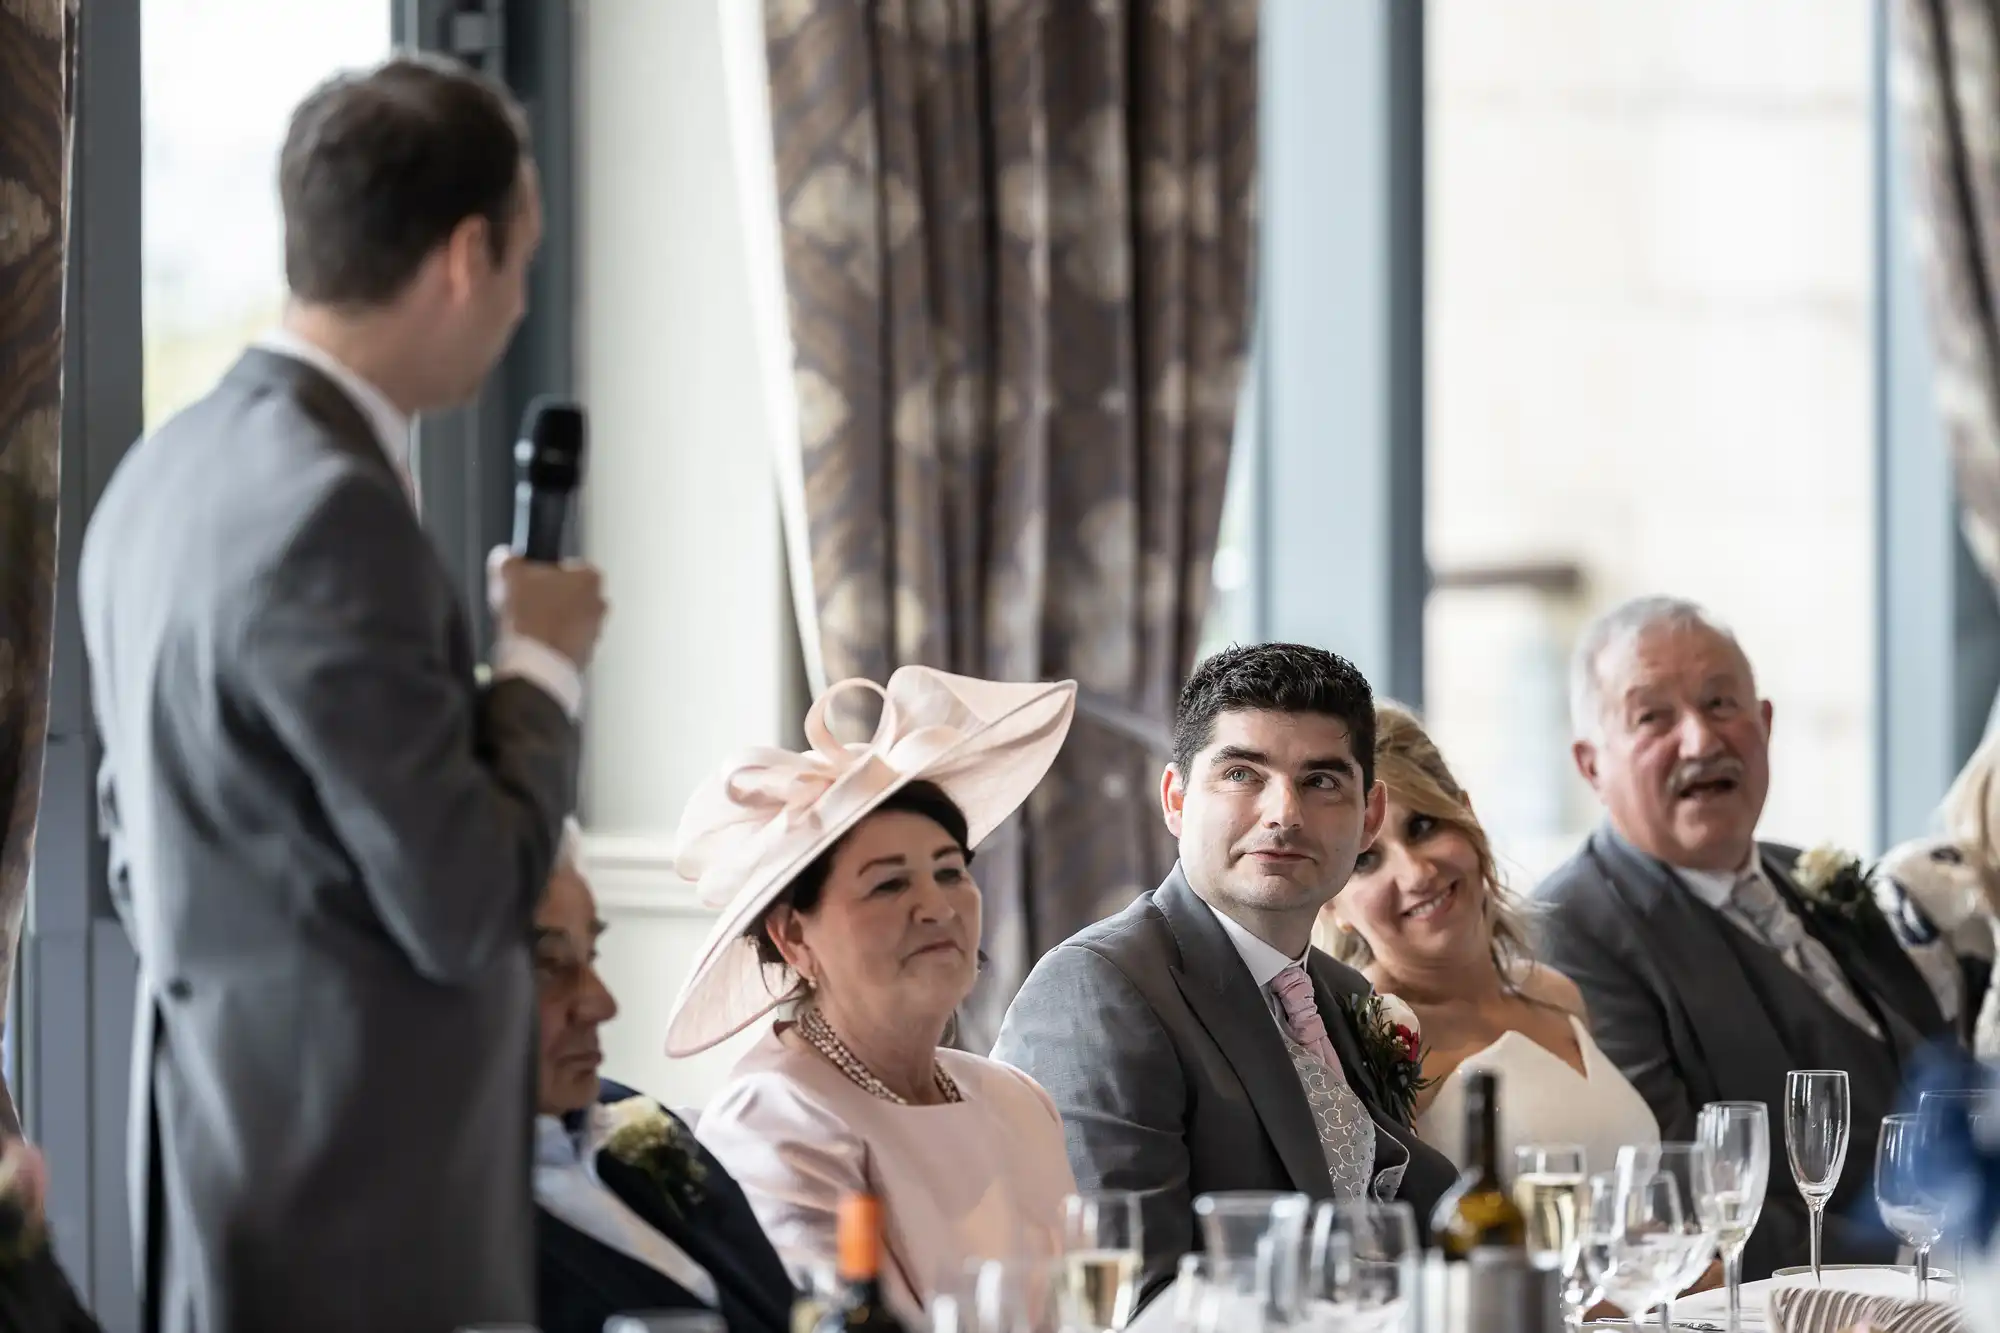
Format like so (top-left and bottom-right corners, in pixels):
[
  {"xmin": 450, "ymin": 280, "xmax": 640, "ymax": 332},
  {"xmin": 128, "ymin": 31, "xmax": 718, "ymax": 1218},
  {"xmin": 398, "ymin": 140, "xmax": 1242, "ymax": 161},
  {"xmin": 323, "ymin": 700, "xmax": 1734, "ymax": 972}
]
[
  {"xmin": 1536, "ymin": 826, "xmax": 1955, "ymax": 1280},
  {"xmin": 991, "ymin": 866, "xmax": 1460, "ymax": 1309},
  {"xmin": 78, "ymin": 350, "xmax": 579, "ymax": 1333}
]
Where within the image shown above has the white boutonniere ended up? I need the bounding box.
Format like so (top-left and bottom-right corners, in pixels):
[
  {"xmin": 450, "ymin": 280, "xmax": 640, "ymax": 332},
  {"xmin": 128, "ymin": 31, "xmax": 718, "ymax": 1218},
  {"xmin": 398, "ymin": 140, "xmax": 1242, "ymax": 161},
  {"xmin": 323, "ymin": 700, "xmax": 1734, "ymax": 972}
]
[
  {"xmin": 1793, "ymin": 844, "xmax": 1877, "ymax": 924},
  {"xmin": 601, "ymin": 1097, "xmax": 707, "ymax": 1216}
]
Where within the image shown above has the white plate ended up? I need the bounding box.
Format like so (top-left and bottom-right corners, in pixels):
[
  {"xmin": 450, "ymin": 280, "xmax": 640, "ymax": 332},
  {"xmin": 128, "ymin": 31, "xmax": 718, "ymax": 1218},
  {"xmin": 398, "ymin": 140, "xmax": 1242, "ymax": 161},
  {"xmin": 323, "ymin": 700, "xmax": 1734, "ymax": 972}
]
[{"xmin": 1772, "ymin": 1263, "xmax": 1956, "ymax": 1281}]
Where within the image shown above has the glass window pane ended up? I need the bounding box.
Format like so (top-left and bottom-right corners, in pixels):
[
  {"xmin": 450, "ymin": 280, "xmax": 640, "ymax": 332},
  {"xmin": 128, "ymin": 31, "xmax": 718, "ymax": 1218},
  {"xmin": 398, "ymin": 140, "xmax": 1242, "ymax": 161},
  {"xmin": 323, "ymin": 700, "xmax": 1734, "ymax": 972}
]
[
  {"xmin": 1426, "ymin": 1, "xmax": 1875, "ymax": 878},
  {"xmin": 143, "ymin": 1, "xmax": 392, "ymax": 430}
]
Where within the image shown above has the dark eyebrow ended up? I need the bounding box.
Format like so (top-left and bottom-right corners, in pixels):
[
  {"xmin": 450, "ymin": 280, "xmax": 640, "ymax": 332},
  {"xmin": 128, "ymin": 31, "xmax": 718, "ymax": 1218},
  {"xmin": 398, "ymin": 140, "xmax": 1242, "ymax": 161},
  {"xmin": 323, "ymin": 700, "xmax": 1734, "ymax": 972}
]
[
  {"xmin": 1209, "ymin": 745, "xmax": 1355, "ymax": 779},
  {"xmin": 1208, "ymin": 745, "xmax": 1271, "ymax": 768},
  {"xmin": 857, "ymin": 854, "xmax": 908, "ymax": 874}
]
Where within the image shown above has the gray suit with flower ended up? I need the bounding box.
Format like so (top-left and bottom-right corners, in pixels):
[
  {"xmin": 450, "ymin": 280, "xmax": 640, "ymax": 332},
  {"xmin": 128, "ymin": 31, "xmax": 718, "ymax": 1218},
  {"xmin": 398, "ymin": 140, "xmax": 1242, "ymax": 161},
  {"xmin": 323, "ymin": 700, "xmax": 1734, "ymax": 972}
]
[
  {"xmin": 1536, "ymin": 827, "xmax": 1956, "ymax": 1280},
  {"xmin": 992, "ymin": 866, "xmax": 1459, "ymax": 1310}
]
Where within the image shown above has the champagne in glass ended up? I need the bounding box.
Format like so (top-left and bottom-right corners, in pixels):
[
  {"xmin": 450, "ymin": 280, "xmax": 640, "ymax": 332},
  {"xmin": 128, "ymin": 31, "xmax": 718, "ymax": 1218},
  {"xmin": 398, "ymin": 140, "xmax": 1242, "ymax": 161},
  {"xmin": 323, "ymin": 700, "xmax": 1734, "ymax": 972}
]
[
  {"xmin": 1061, "ymin": 1191, "xmax": 1142, "ymax": 1331},
  {"xmin": 1512, "ymin": 1143, "xmax": 1586, "ymax": 1269},
  {"xmin": 1875, "ymin": 1113, "xmax": 1948, "ymax": 1302},
  {"xmin": 1696, "ymin": 1101, "xmax": 1770, "ymax": 1333},
  {"xmin": 1784, "ymin": 1070, "xmax": 1850, "ymax": 1285}
]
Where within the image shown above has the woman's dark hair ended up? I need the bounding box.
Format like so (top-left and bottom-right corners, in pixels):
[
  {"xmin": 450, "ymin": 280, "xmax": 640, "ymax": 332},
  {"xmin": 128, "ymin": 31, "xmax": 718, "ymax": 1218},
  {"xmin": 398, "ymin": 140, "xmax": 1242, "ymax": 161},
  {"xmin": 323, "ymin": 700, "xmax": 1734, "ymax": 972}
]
[{"xmin": 747, "ymin": 780, "xmax": 971, "ymax": 968}]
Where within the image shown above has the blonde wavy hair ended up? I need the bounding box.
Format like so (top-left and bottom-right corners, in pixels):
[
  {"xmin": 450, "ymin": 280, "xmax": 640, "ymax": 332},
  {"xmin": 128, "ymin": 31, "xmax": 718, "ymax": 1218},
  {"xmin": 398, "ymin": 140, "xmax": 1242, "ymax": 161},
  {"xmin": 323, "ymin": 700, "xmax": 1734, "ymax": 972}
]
[{"xmin": 1316, "ymin": 701, "xmax": 1539, "ymax": 985}]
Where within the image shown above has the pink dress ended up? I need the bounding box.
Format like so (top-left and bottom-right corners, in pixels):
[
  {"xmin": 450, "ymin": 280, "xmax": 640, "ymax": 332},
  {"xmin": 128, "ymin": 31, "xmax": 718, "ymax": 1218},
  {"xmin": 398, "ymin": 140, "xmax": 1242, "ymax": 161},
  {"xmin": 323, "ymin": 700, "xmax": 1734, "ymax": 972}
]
[{"xmin": 697, "ymin": 1023, "xmax": 1079, "ymax": 1320}]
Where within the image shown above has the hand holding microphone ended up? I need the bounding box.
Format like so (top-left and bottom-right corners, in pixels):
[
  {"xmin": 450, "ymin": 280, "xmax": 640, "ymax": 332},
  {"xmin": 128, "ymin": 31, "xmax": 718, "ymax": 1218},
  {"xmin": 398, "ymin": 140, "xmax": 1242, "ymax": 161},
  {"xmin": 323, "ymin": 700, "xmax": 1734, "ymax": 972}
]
[{"xmin": 489, "ymin": 397, "xmax": 608, "ymax": 670}]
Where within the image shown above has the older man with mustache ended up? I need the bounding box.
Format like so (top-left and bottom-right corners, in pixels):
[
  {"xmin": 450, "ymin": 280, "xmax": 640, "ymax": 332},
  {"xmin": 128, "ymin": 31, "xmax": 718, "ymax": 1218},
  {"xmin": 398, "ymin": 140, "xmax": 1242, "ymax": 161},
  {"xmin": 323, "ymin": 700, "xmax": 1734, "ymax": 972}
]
[{"xmin": 1535, "ymin": 596, "xmax": 1957, "ymax": 1279}]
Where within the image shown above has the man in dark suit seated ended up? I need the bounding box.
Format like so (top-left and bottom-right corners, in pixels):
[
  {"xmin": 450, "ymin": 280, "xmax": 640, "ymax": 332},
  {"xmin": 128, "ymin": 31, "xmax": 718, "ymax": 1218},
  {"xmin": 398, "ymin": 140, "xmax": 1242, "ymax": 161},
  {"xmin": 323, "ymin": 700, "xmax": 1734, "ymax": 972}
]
[
  {"xmin": 993, "ymin": 644, "xmax": 1460, "ymax": 1310},
  {"xmin": 1536, "ymin": 595, "xmax": 1960, "ymax": 1280},
  {"xmin": 534, "ymin": 823, "xmax": 795, "ymax": 1333}
]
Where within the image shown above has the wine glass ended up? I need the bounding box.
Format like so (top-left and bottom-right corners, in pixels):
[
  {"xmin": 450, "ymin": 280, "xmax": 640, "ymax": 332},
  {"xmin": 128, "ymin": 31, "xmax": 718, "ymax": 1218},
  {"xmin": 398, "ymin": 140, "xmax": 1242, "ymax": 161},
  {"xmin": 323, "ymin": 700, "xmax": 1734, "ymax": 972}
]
[
  {"xmin": 1515, "ymin": 1143, "xmax": 1589, "ymax": 1327},
  {"xmin": 1694, "ymin": 1101, "xmax": 1771, "ymax": 1333},
  {"xmin": 1618, "ymin": 1144, "xmax": 1717, "ymax": 1329},
  {"xmin": 1784, "ymin": 1070, "xmax": 1850, "ymax": 1284},
  {"xmin": 1061, "ymin": 1191, "xmax": 1143, "ymax": 1331},
  {"xmin": 1876, "ymin": 1113, "xmax": 1949, "ymax": 1302},
  {"xmin": 1918, "ymin": 1087, "xmax": 1991, "ymax": 1284},
  {"xmin": 1585, "ymin": 1170, "xmax": 1687, "ymax": 1321}
]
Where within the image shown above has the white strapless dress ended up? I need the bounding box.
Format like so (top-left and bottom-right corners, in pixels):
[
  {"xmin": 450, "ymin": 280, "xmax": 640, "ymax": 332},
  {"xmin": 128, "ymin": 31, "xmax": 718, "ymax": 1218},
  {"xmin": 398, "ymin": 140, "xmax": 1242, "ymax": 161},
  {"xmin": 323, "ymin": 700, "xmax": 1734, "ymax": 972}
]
[{"xmin": 1415, "ymin": 1014, "xmax": 1660, "ymax": 1178}]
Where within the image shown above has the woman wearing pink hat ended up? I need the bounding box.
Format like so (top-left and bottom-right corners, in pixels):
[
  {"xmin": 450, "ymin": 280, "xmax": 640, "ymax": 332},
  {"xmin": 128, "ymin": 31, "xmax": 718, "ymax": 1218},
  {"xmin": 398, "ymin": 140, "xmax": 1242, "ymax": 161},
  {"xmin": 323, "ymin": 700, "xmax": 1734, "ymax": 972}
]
[{"xmin": 666, "ymin": 667, "xmax": 1081, "ymax": 1321}]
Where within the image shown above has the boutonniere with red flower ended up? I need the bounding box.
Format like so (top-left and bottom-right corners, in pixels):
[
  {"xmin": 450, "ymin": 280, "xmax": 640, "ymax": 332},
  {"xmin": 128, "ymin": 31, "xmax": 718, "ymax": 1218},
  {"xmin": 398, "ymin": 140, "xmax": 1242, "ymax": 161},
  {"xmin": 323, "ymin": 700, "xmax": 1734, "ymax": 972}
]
[{"xmin": 1338, "ymin": 991, "xmax": 1436, "ymax": 1126}]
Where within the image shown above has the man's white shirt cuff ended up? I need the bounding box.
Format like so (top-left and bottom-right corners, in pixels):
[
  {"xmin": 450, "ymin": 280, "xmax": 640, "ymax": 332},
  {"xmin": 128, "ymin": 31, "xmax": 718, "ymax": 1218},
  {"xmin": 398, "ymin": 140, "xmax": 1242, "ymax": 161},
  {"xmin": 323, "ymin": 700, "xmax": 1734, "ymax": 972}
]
[{"xmin": 491, "ymin": 634, "xmax": 584, "ymax": 719}]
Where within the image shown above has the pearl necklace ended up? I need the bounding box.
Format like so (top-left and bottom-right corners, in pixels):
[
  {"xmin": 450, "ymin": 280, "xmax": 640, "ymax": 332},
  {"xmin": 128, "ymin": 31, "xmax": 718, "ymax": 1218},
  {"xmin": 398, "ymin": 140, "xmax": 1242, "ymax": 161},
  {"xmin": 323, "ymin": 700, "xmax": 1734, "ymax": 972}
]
[{"xmin": 797, "ymin": 1007, "xmax": 963, "ymax": 1106}]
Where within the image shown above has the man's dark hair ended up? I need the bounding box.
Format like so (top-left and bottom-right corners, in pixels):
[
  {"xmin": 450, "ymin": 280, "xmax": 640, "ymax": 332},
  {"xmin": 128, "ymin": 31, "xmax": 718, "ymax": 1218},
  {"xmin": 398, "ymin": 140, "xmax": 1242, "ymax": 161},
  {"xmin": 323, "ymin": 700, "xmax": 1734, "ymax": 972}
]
[
  {"xmin": 1171, "ymin": 642, "xmax": 1378, "ymax": 789},
  {"xmin": 279, "ymin": 54, "xmax": 529, "ymax": 307}
]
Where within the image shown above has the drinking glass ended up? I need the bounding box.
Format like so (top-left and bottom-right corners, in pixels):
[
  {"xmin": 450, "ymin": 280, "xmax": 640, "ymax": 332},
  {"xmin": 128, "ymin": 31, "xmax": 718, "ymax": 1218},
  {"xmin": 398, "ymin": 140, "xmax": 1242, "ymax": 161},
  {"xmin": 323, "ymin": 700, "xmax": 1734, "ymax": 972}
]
[
  {"xmin": 1515, "ymin": 1143, "xmax": 1590, "ymax": 1328},
  {"xmin": 1062, "ymin": 1191, "xmax": 1143, "ymax": 1331},
  {"xmin": 1301, "ymin": 1200, "xmax": 1417, "ymax": 1333},
  {"xmin": 1168, "ymin": 1254, "xmax": 1212, "ymax": 1333},
  {"xmin": 1694, "ymin": 1101, "xmax": 1771, "ymax": 1333},
  {"xmin": 1193, "ymin": 1191, "xmax": 1310, "ymax": 1323},
  {"xmin": 1582, "ymin": 1170, "xmax": 1686, "ymax": 1321},
  {"xmin": 1918, "ymin": 1088, "xmax": 1992, "ymax": 1284},
  {"xmin": 1578, "ymin": 1173, "xmax": 1619, "ymax": 1316},
  {"xmin": 1784, "ymin": 1070, "xmax": 1850, "ymax": 1283},
  {"xmin": 1617, "ymin": 1144, "xmax": 1717, "ymax": 1329},
  {"xmin": 603, "ymin": 1318, "xmax": 728, "ymax": 1333},
  {"xmin": 933, "ymin": 1257, "xmax": 1060, "ymax": 1333},
  {"xmin": 1876, "ymin": 1113, "xmax": 1949, "ymax": 1302}
]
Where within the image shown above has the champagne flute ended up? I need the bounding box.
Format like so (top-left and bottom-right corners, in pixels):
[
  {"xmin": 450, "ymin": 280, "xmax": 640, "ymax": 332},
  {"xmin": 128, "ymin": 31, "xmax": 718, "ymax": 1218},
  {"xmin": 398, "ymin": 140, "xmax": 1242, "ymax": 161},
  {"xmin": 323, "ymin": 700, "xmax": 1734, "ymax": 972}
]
[
  {"xmin": 1784, "ymin": 1070, "xmax": 1850, "ymax": 1284},
  {"xmin": 1061, "ymin": 1191, "xmax": 1143, "ymax": 1331},
  {"xmin": 1515, "ymin": 1143, "xmax": 1589, "ymax": 1327},
  {"xmin": 1695, "ymin": 1101, "xmax": 1771, "ymax": 1333},
  {"xmin": 1875, "ymin": 1113, "xmax": 1948, "ymax": 1302}
]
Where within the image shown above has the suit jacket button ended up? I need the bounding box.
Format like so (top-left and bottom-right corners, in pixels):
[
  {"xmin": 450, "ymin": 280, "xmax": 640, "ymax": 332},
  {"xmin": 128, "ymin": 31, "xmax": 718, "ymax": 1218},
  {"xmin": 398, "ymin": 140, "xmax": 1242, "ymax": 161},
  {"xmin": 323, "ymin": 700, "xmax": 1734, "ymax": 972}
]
[{"xmin": 164, "ymin": 979, "xmax": 191, "ymax": 1001}]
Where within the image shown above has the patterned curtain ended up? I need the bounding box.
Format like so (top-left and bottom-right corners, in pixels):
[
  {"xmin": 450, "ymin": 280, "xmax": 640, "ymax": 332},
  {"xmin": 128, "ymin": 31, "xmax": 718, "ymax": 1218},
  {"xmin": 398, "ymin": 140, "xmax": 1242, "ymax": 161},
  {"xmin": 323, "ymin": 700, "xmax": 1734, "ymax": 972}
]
[
  {"xmin": 1893, "ymin": 0, "xmax": 2000, "ymax": 592},
  {"xmin": 762, "ymin": 0, "xmax": 1259, "ymax": 1045},
  {"xmin": 0, "ymin": 0, "xmax": 77, "ymax": 1136}
]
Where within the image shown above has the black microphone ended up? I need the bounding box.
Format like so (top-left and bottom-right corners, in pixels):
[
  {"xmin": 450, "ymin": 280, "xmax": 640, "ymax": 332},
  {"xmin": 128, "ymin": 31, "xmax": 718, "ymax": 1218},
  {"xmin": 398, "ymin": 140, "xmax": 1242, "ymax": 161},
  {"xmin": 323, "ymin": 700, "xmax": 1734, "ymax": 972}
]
[{"xmin": 511, "ymin": 397, "xmax": 585, "ymax": 562}]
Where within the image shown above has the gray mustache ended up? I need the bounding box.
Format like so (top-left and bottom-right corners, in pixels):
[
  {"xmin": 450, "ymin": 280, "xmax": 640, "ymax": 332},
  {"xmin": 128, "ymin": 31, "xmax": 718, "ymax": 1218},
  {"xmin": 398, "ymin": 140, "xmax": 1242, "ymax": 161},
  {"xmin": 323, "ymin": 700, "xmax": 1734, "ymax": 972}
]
[{"xmin": 1670, "ymin": 758, "xmax": 1743, "ymax": 792}]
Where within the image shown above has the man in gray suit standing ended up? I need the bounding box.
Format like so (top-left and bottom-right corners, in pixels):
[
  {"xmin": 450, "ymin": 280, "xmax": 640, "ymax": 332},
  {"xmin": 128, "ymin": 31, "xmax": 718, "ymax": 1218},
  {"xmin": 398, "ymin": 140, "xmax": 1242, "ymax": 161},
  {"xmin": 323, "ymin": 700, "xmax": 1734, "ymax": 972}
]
[
  {"xmin": 993, "ymin": 644, "xmax": 1459, "ymax": 1309},
  {"xmin": 78, "ymin": 56, "xmax": 606, "ymax": 1333},
  {"xmin": 1537, "ymin": 596, "xmax": 1953, "ymax": 1279}
]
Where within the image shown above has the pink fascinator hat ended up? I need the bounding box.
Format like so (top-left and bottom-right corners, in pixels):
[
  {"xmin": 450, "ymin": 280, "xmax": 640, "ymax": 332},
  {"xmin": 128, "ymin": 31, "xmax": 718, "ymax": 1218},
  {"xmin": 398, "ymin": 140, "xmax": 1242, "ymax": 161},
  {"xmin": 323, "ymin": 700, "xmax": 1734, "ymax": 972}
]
[{"xmin": 662, "ymin": 665, "xmax": 1077, "ymax": 1057}]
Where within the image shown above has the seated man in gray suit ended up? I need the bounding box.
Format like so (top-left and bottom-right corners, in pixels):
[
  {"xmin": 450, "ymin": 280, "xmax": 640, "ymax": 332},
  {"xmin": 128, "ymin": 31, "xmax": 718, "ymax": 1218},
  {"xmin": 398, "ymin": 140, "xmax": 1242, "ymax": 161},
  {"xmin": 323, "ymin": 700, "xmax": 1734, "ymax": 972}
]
[
  {"xmin": 1537, "ymin": 595, "xmax": 1956, "ymax": 1280},
  {"xmin": 993, "ymin": 643, "xmax": 1459, "ymax": 1308}
]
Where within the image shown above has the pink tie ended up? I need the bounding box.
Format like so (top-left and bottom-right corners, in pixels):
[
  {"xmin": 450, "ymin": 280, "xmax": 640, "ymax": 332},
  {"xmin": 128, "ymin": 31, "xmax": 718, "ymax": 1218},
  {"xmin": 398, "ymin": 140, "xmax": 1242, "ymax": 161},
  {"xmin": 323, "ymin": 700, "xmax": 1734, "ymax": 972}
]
[{"xmin": 1269, "ymin": 967, "xmax": 1343, "ymax": 1073}]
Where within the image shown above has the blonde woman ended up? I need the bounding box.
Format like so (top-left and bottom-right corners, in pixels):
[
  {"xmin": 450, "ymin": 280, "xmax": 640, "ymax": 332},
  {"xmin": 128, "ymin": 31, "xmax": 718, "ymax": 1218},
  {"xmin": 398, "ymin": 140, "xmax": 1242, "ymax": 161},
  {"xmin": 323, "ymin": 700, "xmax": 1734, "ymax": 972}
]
[{"xmin": 1317, "ymin": 703, "xmax": 1658, "ymax": 1178}]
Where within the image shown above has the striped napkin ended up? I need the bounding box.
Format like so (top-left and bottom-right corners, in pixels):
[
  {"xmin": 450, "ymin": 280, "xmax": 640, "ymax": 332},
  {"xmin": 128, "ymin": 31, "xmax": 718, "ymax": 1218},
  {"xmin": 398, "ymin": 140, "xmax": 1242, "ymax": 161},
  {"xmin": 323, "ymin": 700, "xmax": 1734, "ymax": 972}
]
[{"xmin": 1767, "ymin": 1285, "xmax": 1967, "ymax": 1333}]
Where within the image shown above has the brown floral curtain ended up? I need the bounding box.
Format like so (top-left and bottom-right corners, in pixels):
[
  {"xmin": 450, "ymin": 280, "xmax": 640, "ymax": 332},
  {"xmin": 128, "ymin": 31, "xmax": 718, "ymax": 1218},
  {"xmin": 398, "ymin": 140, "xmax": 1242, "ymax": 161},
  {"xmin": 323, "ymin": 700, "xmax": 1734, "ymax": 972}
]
[
  {"xmin": 0, "ymin": 0, "xmax": 77, "ymax": 1136},
  {"xmin": 1893, "ymin": 0, "xmax": 2000, "ymax": 593},
  {"xmin": 762, "ymin": 0, "xmax": 1259, "ymax": 1044}
]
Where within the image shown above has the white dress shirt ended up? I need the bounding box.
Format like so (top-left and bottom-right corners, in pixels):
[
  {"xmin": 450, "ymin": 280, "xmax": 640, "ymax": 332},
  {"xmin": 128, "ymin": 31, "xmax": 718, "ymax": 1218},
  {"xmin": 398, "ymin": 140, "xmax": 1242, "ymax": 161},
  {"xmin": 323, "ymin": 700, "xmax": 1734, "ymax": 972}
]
[
  {"xmin": 534, "ymin": 1111, "xmax": 718, "ymax": 1307},
  {"xmin": 255, "ymin": 328, "xmax": 584, "ymax": 719}
]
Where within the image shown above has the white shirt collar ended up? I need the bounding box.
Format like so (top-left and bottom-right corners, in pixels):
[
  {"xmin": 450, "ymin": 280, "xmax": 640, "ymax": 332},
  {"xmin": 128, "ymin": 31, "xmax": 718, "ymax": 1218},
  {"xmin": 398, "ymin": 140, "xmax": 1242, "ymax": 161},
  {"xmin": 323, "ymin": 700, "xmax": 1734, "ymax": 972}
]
[
  {"xmin": 255, "ymin": 327, "xmax": 413, "ymax": 486},
  {"xmin": 1204, "ymin": 897, "xmax": 1308, "ymax": 990},
  {"xmin": 1677, "ymin": 850, "xmax": 1763, "ymax": 911}
]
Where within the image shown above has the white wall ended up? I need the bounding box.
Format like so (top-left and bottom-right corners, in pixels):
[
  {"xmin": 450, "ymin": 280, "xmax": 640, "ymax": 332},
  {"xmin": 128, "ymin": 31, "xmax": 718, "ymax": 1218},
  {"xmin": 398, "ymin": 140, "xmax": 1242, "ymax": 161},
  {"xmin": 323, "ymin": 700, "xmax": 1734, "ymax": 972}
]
[{"xmin": 574, "ymin": 0, "xmax": 796, "ymax": 1110}]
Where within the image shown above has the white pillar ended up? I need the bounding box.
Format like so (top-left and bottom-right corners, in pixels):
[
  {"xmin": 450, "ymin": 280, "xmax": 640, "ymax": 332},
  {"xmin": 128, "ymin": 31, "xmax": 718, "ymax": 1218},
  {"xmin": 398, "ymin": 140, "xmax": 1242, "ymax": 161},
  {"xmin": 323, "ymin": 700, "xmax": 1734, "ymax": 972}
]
[{"xmin": 574, "ymin": 0, "xmax": 798, "ymax": 1107}]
